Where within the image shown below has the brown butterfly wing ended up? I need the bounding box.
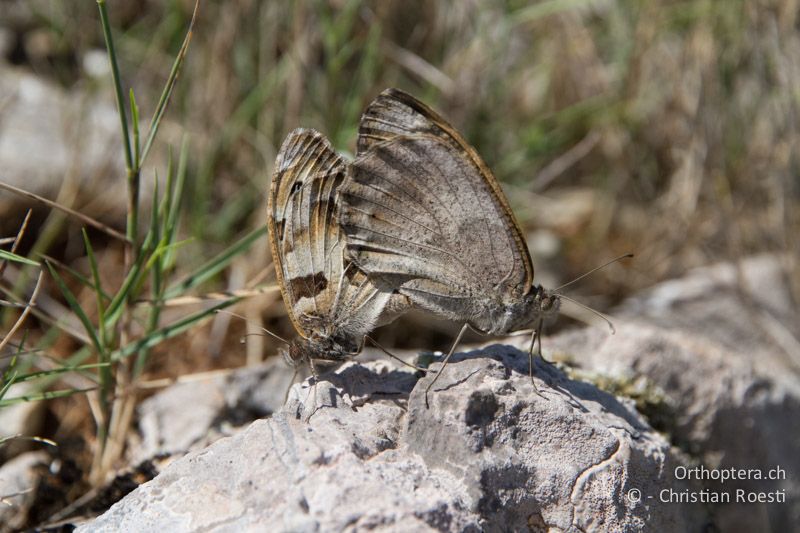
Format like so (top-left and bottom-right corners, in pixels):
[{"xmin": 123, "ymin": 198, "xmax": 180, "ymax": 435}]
[
  {"xmin": 339, "ymin": 90, "xmax": 533, "ymax": 322},
  {"xmin": 357, "ymin": 88, "xmax": 534, "ymax": 289},
  {"xmin": 268, "ymin": 129, "xmax": 394, "ymax": 348}
]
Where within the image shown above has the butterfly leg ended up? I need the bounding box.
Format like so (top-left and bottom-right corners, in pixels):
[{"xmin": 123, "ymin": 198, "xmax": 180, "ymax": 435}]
[
  {"xmin": 535, "ymin": 318, "xmax": 556, "ymax": 367},
  {"xmin": 527, "ymin": 328, "xmax": 548, "ymax": 399},
  {"xmin": 308, "ymin": 356, "xmax": 320, "ymax": 383},
  {"xmin": 365, "ymin": 335, "xmax": 435, "ymax": 373},
  {"xmin": 424, "ymin": 322, "xmax": 470, "ymax": 408},
  {"xmin": 303, "ymin": 358, "xmax": 322, "ymax": 422},
  {"xmin": 283, "ymin": 367, "xmax": 300, "ymax": 405}
]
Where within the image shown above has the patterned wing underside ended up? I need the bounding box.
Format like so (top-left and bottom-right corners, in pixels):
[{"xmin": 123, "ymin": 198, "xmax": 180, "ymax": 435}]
[
  {"xmin": 340, "ymin": 89, "xmax": 534, "ymax": 319},
  {"xmin": 341, "ymin": 135, "xmax": 521, "ymax": 319},
  {"xmin": 357, "ymin": 88, "xmax": 532, "ymax": 294},
  {"xmin": 268, "ymin": 129, "xmax": 390, "ymax": 343}
]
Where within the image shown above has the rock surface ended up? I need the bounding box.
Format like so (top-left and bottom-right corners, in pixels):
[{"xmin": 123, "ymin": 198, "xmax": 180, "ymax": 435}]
[
  {"xmin": 0, "ymin": 450, "xmax": 48, "ymax": 532},
  {"xmin": 77, "ymin": 254, "xmax": 798, "ymax": 532},
  {"xmin": 0, "ymin": 382, "xmax": 46, "ymax": 460},
  {"xmin": 81, "ymin": 349, "xmax": 707, "ymax": 532},
  {"xmin": 540, "ymin": 254, "xmax": 800, "ymax": 532},
  {"xmin": 0, "ymin": 64, "xmax": 161, "ymax": 228},
  {"xmin": 0, "ymin": 65, "xmax": 121, "ymax": 203},
  {"xmin": 126, "ymin": 359, "xmax": 296, "ymax": 465}
]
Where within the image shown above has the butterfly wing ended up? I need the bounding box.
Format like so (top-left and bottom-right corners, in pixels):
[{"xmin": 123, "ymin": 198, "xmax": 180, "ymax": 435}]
[
  {"xmin": 339, "ymin": 90, "xmax": 534, "ymax": 322},
  {"xmin": 357, "ymin": 88, "xmax": 533, "ymax": 290},
  {"xmin": 269, "ymin": 129, "xmax": 394, "ymax": 348}
]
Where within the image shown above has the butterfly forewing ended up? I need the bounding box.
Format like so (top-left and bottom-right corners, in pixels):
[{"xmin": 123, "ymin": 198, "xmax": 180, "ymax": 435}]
[
  {"xmin": 357, "ymin": 88, "xmax": 534, "ymax": 288},
  {"xmin": 269, "ymin": 129, "xmax": 392, "ymax": 346},
  {"xmin": 340, "ymin": 90, "xmax": 534, "ymax": 323}
]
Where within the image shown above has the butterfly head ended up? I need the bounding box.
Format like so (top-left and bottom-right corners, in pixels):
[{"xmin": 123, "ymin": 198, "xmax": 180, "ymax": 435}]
[
  {"xmin": 281, "ymin": 335, "xmax": 352, "ymax": 368},
  {"xmin": 529, "ymin": 284, "xmax": 561, "ymax": 320},
  {"xmin": 503, "ymin": 284, "xmax": 560, "ymax": 333},
  {"xmin": 281, "ymin": 340, "xmax": 307, "ymax": 368},
  {"xmin": 479, "ymin": 285, "xmax": 560, "ymax": 334}
]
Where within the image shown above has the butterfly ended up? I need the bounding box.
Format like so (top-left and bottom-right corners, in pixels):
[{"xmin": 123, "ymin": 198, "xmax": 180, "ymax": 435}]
[
  {"xmin": 339, "ymin": 88, "xmax": 563, "ymax": 404},
  {"xmin": 268, "ymin": 128, "xmax": 413, "ymax": 377}
]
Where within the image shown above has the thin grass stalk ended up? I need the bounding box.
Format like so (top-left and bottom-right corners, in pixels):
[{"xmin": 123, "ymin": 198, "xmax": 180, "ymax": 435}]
[
  {"xmin": 96, "ymin": 0, "xmax": 133, "ymax": 171},
  {"xmin": 0, "ymin": 356, "xmax": 18, "ymax": 402},
  {"xmin": 0, "ymin": 387, "xmax": 98, "ymax": 408},
  {"xmin": 11, "ymin": 363, "xmax": 109, "ymax": 385},
  {"xmin": 163, "ymin": 226, "xmax": 268, "ymax": 300},
  {"xmin": 134, "ymin": 178, "xmax": 164, "ymax": 378},
  {"xmin": 130, "ymin": 89, "xmax": 141, "ymax": 171},
  {"xmin": 0, "ymin": 271, "xmax": 44, "ymax": 356},
  {"xmin": 110, "ymin": 298, "xmax": 240, "ymax": 362},
  {"xmin": 139, "ymin": 1, "xmax": 200, "ymax": 165},
  {"xmin": 0, "ymin": 251, "xmax": 38, "ymax": 267},
  {"xmin": 163, "ymin": 139, "xmax": 189, "ymax": 270},
  {"xmin": 46, "ymin": 261, "xmax": 112, "ymax": 460},
  {"xmin": 0, "ymin": 182, "xmax": 129, "ymax": 243},
  {"xmin": 87, "ymin": 0, "xmax": 200, "ymax": 485},
  {"xmin": 0, "ymin": 210, "xmax": 33, "ymax": 281},
  {"xmin": 81, "ymin": 231, "xmax": 113, "ymax": 400},
  {"xmin": 97, "ymin": 0, "xmax": 138, "ymax": 251}
]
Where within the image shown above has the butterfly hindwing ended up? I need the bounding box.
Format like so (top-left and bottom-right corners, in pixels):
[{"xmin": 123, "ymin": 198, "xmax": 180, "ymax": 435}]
[{"xmin": 270, "ymin": 129, "xmax": 394, "ymax": 347}]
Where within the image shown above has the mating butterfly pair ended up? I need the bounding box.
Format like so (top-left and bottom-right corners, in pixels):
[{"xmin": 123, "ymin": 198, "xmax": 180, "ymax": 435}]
[{"xmin": 268, "ymin": 89, "xmax": 560, "ymax": 403}]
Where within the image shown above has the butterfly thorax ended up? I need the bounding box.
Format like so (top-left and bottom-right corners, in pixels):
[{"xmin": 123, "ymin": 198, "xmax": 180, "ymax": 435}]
[{"xmin": 474, "ymin": 284, "xmax": 560, "ymax": 335}]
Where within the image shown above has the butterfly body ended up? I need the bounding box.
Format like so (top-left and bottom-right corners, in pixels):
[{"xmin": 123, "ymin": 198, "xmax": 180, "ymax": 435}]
[
  {"xmin": 340, "ymin": 90, "xmax": 560, "ymax": 339},
  {"xmin": 283, "ymin": 335, "xmax": 353, "ymax": 369},
  {"xmin": 338, "ymin": 89, "xmax": 566, "ymax": 403},
  {"xmin": 471, "ymin": 285, "xmax": 560, "ymax": 336}
]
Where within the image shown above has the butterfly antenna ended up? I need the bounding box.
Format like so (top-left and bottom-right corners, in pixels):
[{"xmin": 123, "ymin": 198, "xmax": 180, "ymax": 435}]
[
  {"xmin": 215, "ymin": 310, "xmax": 290, "ymax": 345},
  {"xmin": 557, "ymin": 294, "xmax": 616, "ymax": 334},
  {"xmin": 553, "ymin": 253, "xmax": 634, "ymax": 294}
]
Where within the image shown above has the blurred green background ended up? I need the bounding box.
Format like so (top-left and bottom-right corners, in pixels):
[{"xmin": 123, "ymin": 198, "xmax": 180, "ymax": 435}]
[{"xmin": 2, "ymin": 0, "xmax": 798, "ymax": 377}]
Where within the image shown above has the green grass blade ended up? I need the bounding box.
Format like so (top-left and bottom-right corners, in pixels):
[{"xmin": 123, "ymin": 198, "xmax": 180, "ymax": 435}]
[
  {"xmin": 45, "ymin": 261, "xmax": 105, "ymax": 357},
  {"xmin": 130, "ymin": 88, "xmax": 141, "ymax": 169},
  {"xmin": 161, "ymin": 148, "xmax": 175, "ymax": 229},
  {"xmin": 163, "ymin": 226, "xmax": 267, "ymax": 300},
  {"xmin": 139, "ymin": 0, "xmax": 199, "ymax": 166},
  {"xmin": 36, "ymin": 253, "xmax": 112, "ymax": 303},
  {"xmin": 162, "ymin": 139, "xmax": 188, "ymax": 271},
  {"xmin": 13, "ymin": 363, "xmax": 108, "ymax": 384},
  {"xmin": 82, "ymin": 229, "xmax": 107, "ymax": 321},
  {"xmin": 96, "ymin": 0, "xmax": 133, "ymax": 172},
  {"xmin": 0, "ymin": 387, "xmax": 97, "ymax": 407},
  {"xmin": 110, "ymin": 297, "xmax": 239, "ymax": 362},
  {"xmin": 28, "ymin": 345, "xmax": 93, "ymax": 393},
  {"xmin": 104, "ymin": 229, "xmax": 155, "ymax": 327},
  {"xmin": 0, "ymin": 370, "xmax": 18, "ymax": 402},
  {"xmin": 150, "ymin": 172, "xmax": 162, "ymax": 254},
  {"xmin": 166, "ymin": 138, "xmax": 189, "ymax": 244},
  {"xmin": 145, "ymin": 238, "xmax": 193, "ymax": 273},
  {"xmin": 0, "ymin": 250, "xmax": 39, "ymax": 267},
  {"xmin": 134, "ymin": 176, "xmax": 166, "ymax": 376}
]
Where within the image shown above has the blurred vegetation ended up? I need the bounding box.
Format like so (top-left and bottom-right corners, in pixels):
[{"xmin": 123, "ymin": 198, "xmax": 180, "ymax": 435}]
[
  {"xmin": 0, "ymin": 0, "xmax": 798, "ymax": 522},
  {"xmin": 3, "ymin": 0, "xmax": 798, "ymax": 294}
]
